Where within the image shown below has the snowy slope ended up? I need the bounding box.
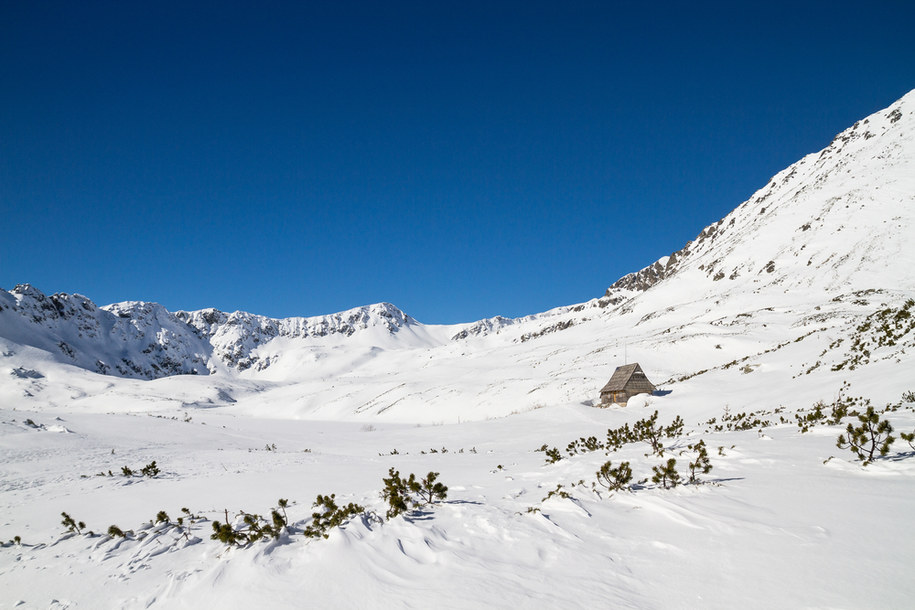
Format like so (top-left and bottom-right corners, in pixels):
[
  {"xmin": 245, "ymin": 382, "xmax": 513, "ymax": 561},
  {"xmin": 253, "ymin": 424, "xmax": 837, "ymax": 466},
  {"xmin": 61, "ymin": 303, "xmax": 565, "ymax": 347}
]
[
  {"xmin": 0, "ymin": 286, "xmax": 212, "ymax": 379},
  {"xmin": 0, "ymin": 287, "xmax": 433, "ymax": 378},
  {"xmin": 1, "ymin": 91, "xmax": 914, "ymax": 609}
]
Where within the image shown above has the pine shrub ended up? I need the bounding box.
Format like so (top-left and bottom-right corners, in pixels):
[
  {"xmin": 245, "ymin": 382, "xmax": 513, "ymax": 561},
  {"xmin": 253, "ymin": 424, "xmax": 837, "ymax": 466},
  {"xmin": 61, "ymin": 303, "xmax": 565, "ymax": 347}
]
[
  {"xmin": 665, "ymin": 416, "xmax": 685, "ymax": 438},
  {"xmin": 595, "ymin": 460, "xmax": 633, "ymax": 492},
  {"xmin": 211, "ymin": 521, "xmax": 246, "ymax": 546},
  {"xmin": 566, "ymin": 436, "xmax": 604, "ymax": 455},
  {"xmin": 605, "ymin": 422, "xmax": 635, "ymax": 452},
  {"xmin": 542, "ymin": 484, "xmax": 571, "ymax": 501},
  {"xmin": 61, "ymin": 512, "xmax": 85, "ymax": 534},
  {"xmin": 381, "ymin": 468, "xmax": 448, "ymax": 519},
  {"xmin": 795, "ymin": 402, "xmax": 828, "ymax": 433},
  {"xmin": 686, "ymin": 440, "xmax": 712, "ymax": 484},
  {"xmin": 651, "ymin": 458, "xmax": 681, "ymax": 489},
  {"xmin": 270, "ymin": 509, "xmax": 286, "ymax": 533},
  {"xmin": 901, "ymin": 430, "xmax": 915, "ymax": 450},
  {"xmin": 417, "ymin": 472, "xmax": 448, "ymax": 504},
  {"xmin": 242, "ymin": 512, "xmax": 278, "ymax": 541},
  {"xmin": 141, "ymin": 461, "xmax": 160, "ymax": 477},
  {"xmin": 837, "ymin": 406, "xmax": 895, "ymax": 464},
  {"xmin": 210, "ymin": 509, "xmax": 277, "ymax": 546},
  {"xmin": 303, "ymin": 494, "xmax": 365, "ymax": 539}
]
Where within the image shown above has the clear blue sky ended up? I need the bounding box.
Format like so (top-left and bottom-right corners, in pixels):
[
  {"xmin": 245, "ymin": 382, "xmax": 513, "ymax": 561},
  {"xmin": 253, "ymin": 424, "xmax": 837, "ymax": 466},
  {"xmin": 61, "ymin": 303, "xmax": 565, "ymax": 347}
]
[{"xmin": 2, "ymin": 1, "xmax": 913, "ymax": 323}]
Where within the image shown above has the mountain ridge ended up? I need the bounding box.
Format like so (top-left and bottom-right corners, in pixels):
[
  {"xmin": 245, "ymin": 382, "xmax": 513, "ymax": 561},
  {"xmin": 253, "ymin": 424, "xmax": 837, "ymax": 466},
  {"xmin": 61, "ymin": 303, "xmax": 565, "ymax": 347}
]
[
  {"xmin": 1, "ymin": 89, "xmax": 913, "ymax": 392},
  {"xmin": 0, "ymin": 286, "xmax": 418, "ymax": 379},
  {"xmin": 601, "ymin": 88, "xmax": 915, "ymax": 303}
]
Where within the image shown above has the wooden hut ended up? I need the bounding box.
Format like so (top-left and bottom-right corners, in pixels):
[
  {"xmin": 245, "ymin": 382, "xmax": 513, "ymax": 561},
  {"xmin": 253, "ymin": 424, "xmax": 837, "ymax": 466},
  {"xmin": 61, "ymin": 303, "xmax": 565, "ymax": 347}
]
[{"xmin": 599, "ymin": 363, "xmax": 656, "ymax": 406}]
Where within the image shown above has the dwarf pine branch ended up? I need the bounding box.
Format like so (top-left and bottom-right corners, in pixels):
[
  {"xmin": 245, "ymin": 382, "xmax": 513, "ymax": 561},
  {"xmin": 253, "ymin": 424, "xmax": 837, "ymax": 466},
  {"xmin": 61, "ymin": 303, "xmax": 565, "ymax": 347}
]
[
  {"xmin": 686, "ymin": 440, "xmax": 713, "ymax": 484},
  {"xmin": 61, "ymin": 512, "xmax": 85, "ymax": 534},
  {"xmin": 836, "ymin": 406, "xmax": 894, "ymax": 464},
  {"xmin": 901, "ymin": 430, "xmax": 915, "ymax": 451},
  {"xmin": 595, "ymin": 460, "xmax": 633, "ymax": 492},
  {"xmin": 303, "ymin": 494, "xmax": 364, "ymax": 539},
  {"xmin": 651, "ymin": 458, "xmax": 681, "ymax": 489},
  {"xmin": 417, "ymin": 472, "xmax": 448, "ymax": 505},
  {"xmin": 381, "ymin": 468, "xmax": 448, "ymax": 519},
  {"xmin": 141, "ymin": 461, "xmax": 160, "ymax": 477}
]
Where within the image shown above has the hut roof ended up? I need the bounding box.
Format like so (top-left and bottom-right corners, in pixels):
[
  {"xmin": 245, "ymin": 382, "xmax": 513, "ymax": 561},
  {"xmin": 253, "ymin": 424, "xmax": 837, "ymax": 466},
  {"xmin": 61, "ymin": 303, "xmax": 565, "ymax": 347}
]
[{"xmin": 600, "ymin": 363, "xmax": 656, "ymax": 394}]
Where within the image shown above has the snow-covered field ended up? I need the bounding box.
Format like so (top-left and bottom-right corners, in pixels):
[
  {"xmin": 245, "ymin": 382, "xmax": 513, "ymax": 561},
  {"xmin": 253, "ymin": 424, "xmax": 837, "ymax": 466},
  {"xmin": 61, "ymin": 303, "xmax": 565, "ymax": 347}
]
[
  {"xmin": 3, "ymin": 393, "xmax": 914, "ymax": 609},
  {"xmin": 1, "ymin": 92, "xmax": 914, "ymax": 608}
]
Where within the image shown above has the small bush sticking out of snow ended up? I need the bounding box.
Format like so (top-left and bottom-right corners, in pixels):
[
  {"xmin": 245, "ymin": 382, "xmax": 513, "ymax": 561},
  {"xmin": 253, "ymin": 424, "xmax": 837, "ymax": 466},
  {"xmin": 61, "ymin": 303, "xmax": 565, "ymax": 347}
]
[
  {"xmin": 651, "ymin": 458, "xmax": 681, "ymax": 489},
  {"xmin": 211, "ymin": 508, "xmax": 282, "ymax": 546},
  {"xmin": 837, "ymin": 406, "xmax": 895, "ymax": 464},
  {"xmin": 60, "ymin": 512, "xmax": 85, "ymax": 535},
  {"xmin": 141, "ymin": 461, "xmax": 160, "ymax": 477},
  {"xmin": 303, "ymin": 494, "xmax": 364, "ymax": 539},
  {"xmin": 595, "ymin": 460, "xmax": 633, "ymax": 492},
  {"xmin": 543, "ymin": 447, "xmax": 562, "ymax": 464},
  {"xmin": 901, "ymin": 430, "xmax": 915, "ymax": 451},
  {"xmin": 381, "ymin": 468, "xmax": 447, "ymax": 520},
  {"xmin": 685, "ymin": 440, "xmax": 713, "ymax": 484}
]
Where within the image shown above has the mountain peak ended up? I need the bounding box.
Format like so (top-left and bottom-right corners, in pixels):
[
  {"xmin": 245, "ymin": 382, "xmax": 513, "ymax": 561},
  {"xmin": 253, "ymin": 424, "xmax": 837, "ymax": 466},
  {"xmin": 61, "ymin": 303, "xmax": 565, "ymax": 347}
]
[{"xmin": 600, "ymin": 88, "xmax": 915, "ymax": 309}]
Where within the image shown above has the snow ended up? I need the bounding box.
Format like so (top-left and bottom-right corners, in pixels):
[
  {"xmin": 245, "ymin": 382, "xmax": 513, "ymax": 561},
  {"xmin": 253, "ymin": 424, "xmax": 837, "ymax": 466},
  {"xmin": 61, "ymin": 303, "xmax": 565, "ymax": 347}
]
[{"xmin": 1, "ymin": 90, "xmax": 914, "ymax": 608}]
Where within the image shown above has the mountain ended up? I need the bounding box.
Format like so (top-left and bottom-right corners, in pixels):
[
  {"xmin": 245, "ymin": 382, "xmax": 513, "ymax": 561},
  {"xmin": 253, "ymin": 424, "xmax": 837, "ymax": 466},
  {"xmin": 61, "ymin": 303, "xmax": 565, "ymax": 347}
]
[
  {"xmin": 0, "ymin": 286, "xmax": 417, "ymax": 379},
  {"xmin": 1, "ymin": 90, "xmax": 913, "ymax": 420},
  {"xmin": 601, "ymin": 90, "xmax": 914, "ymax": 302},
  {"xmin": 0, "ymin": 285, "xmax": 211, "ymax": 379},
  {"xmin": 2, "ymin": 92, "xmax": 914, "ymax": 610}
]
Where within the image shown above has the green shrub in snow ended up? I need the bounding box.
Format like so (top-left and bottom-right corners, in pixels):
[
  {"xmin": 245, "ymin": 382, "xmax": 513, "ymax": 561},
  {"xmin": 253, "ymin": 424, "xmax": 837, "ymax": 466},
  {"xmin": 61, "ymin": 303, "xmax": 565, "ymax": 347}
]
[
  {"xmin": 685, "ymin": 440, "xmax": 713, "ymax": 484},
  {"xmin": 543, "ymin": 447, "xmax": 562, "ymax": 463},
  {"xmin": 595, "ymin": 460, "xmax": 633, "ymax": 492},
  {"xmin": 211, "ymin": 521, "xmax": 246, "ymax": 546},
  {"xmin": 141, "ymin": 461, "xmax": 160, "ymax": 477},
  {"xmin": 651, "ymin": 458, "xmax": 681, "ymax": 489},
  {"xmin": 210, "ymin": 509, "xmax": 279, "ymax": 546},
  {"xmin": 566, "ymin": 436, "xmax": 604, "ymax": 455},
  {"xmin": 303, "ymin": 494, "xmax": 365, "ymax": 539},
  {"xmin": 837, "ymin": 406, "xmax": 894, "ymax": 464},
  {"xmin": 900, "ymin": 430, "xmax": 915, "ymax": 450},
  {"xmin": 60, "ymin": 512, "xmax": 85, "ymax": 534},
  {"xmin": 381, "ymin": 468, "xmax": 448, "ymax": 520}
]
